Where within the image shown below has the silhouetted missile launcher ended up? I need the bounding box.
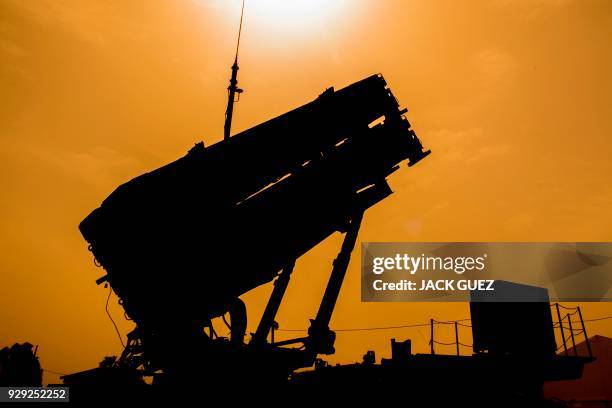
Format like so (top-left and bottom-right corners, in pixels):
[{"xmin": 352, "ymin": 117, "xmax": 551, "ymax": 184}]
[{"xmin": 79, "ymin": 74, "xmax": 430, "ymax": 336}]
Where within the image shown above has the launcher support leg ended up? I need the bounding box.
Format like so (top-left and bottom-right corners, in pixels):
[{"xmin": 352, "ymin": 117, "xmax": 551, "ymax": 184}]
[
  {"xmin": 307, "ymin": 211, "xmax": 364, "ymax": 355},
  {"xmin": 250, "ymin": 260, "xmax": 296, "ymax": 346}
]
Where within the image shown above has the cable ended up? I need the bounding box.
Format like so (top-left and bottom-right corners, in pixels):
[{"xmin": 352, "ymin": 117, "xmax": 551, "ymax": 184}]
[
  {"xmin": 336, "ymin": 322, "xmax": 433, "ymax": 332},
  {"xmin": 554, "ymin": 316, "xmax": 612, "ymax": 328},
  {"xmin": 278, "ymin": 319, "xmax": 470, "ymax": 333},
  {"xmin": 278, "ymin": 322, "xmax": 430, "ymax": 332},
  {"xmin": 433, "ymin": 319, "xmax": 472, "ymax": 327},
  {"xmin": 582, "ymin": 316, "xmax": 612, "ymax": 323},
  {"xmin": 105, "ymin": 285, "xmax": 125, "ymax": 348},
  {"xmin": 556, "ymin": 334, "xmax": 574, "ymax": 351},
  {"xmin": 91, "ymin": 246, "xmax": 125, "ymax": 348},
  {"xmin": 432, "ymin": 340, "xmax": 456, "ymax": 346},
  {"xmin": 432, "ymin": 319, "xmax": 455, "ymax": 325},
  {"xmin": 556, "ymin": 325, "xmax": 586, "ymax": 333},
  {"xmin": 554, "ymin": 303, "xmax": 579, "ymax": 310},
  {"xmin": 276, "ymin": 316, "xmax": 612, "ymax": 334},
  {"xmin": 43, "ymin": 369, "xmax": 67, "ymax": 377},
  {"xmin": 564, "ymin": 310, "xmax": 580, "ymax": 317}
]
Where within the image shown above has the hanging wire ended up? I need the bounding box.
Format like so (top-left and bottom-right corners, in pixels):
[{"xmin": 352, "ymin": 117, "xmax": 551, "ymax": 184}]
[
  {"xmin": 565, "ymin": 309, "xmax": 580, "ymax": 317},
  {"xmin": 432, "ymin": 340, "xmax": 457, "ymax": 346},
  {"xmin": 278, "ymin": 319, "xmax": 471, "ymax": 332},
  {"xmin": 43, "ymin": 369, "xmax": 67, "ymax": 377},
  {"xmin": 556, "ymin": 334, "xmax": 575, "ymax": 351},
  {"xmin": 105, "ymin": 284, "xmax": 125, "ymax": 348},
  {"xmin": 433, "ymin": 319, "xmax": 472, "ymax": 327},
  {"xmin": 554, "ymin": 303, "xmax": 580, "ymax": 310},
  {"xmin": 276, "ymin": 315, "xmax": 611, "ymax": 334}
]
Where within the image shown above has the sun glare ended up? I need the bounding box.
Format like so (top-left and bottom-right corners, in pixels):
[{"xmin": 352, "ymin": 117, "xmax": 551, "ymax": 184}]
[{"xmin": 244, "ymin": 0, "xmax": 349, "ymax": 31}]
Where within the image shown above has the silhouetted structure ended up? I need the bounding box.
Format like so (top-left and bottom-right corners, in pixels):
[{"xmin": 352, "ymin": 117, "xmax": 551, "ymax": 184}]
[
  {"xmin": 72, "ymin": 75, "xmax": 590, "ymax": 405},
  {"xmin": 290, "ymin": 285, "xmax": 591, "ymax": 406},
  {"xmin": 470, "ymin": 281, "xmax": 557, "ymax": 357},
  {"xmin": 0, "ymin": 343, "xmax": 42, "ymax": 386},
  {"xmin": 77, "ymin": 74, "xmax": 430, "ymax": 386}
]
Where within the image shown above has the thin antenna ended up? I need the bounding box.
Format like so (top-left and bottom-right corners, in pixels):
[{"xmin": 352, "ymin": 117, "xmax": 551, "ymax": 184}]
[
  {"xmin": 224, "ymin": 0, "xmax": 246, "ymax": 142},
  {"xmin": 235, "ymin": 0, "xmax": 245, "ymax": 63}
]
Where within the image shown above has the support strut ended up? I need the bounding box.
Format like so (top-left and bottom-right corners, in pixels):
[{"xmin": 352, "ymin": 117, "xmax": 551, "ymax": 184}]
[
  {"xmin": 251, "ymin": 260, "xmax": 296, "ymax": 345},
  {"xmin": 307, "ymin": 211, "xmax": 364, "ymax": 355}
]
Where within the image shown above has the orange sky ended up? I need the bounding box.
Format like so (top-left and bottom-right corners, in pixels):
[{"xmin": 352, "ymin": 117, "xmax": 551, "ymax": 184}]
[{"xmin": 1, "ymin": 0, "xmax": 612, "ymax": 384}]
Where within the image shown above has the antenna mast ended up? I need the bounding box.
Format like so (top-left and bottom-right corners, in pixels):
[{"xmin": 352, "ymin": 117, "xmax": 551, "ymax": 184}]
[{"xmin": 224, "ymin": 0, "xmax": 246, "ymax": 141}]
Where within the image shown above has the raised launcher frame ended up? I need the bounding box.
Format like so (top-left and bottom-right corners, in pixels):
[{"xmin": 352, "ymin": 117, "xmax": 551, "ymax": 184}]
[{"xmin": 77, "ymin": 74, "xmax": 430, "ymax": 384}]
